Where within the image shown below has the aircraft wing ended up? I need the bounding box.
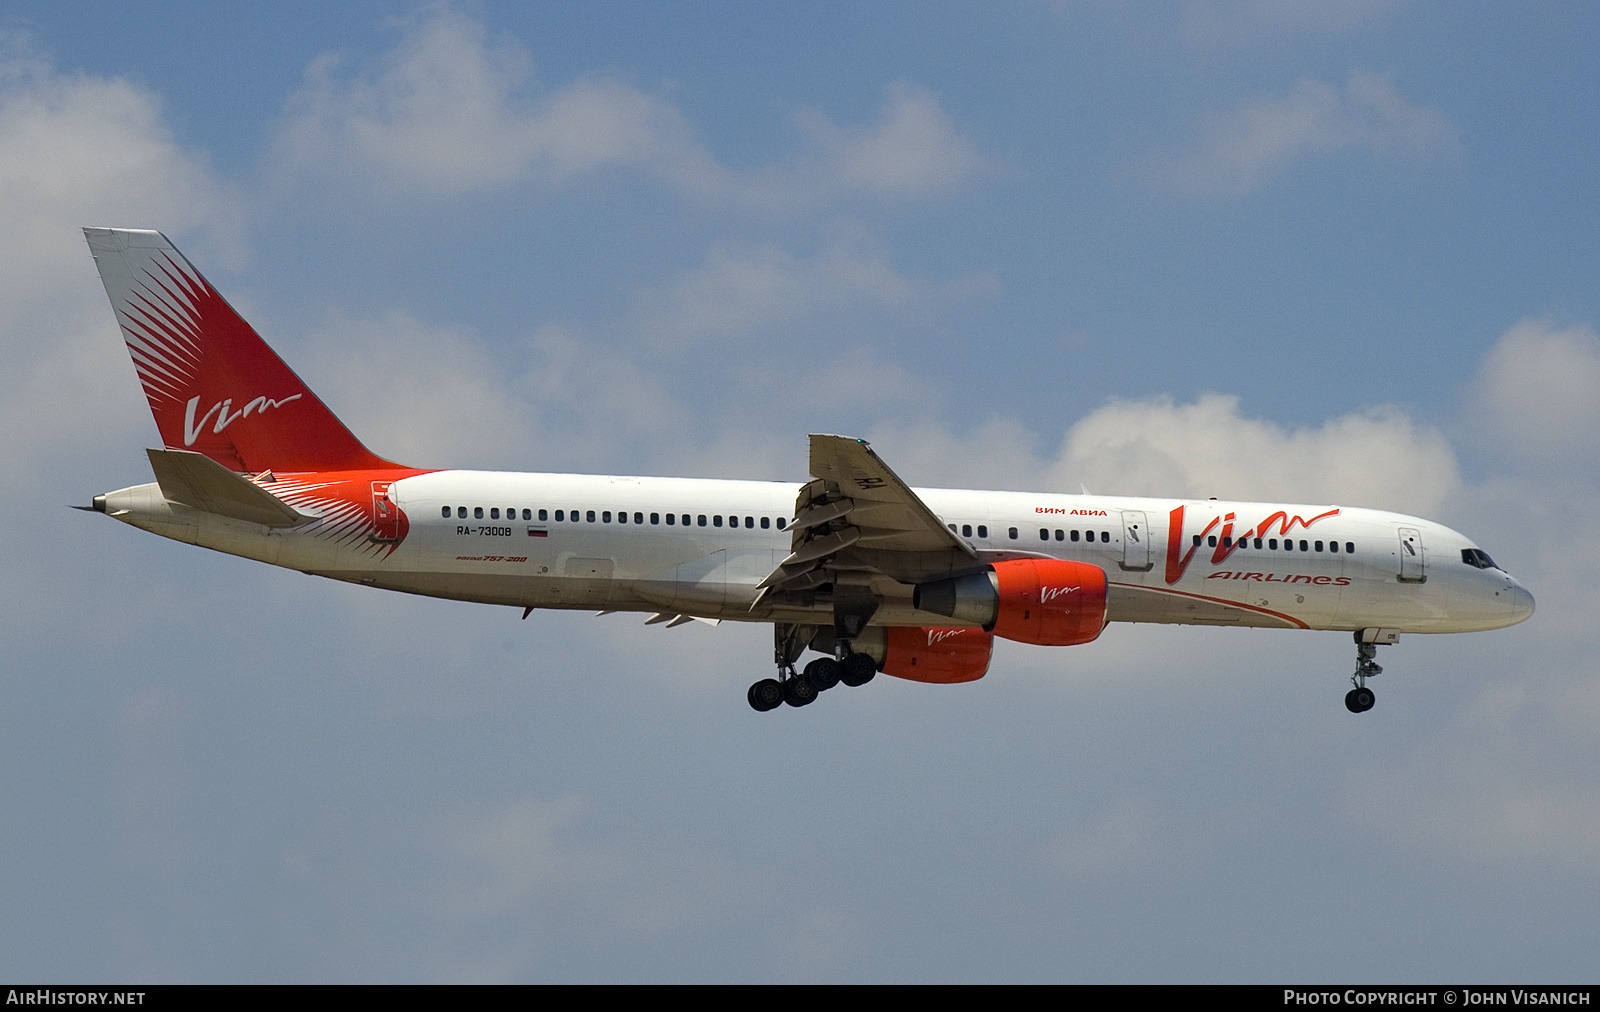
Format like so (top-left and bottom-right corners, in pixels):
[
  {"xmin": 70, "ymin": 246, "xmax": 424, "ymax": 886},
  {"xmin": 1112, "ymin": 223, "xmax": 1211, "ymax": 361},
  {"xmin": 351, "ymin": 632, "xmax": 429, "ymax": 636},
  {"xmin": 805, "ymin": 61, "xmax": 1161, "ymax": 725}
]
[
  {"xmin": 756, "ymin": 435, "xmax": 977, "ymax": 604},
  {"xmin": 806, "ymin": 435, "xmax": 973, "ymax": 555}
]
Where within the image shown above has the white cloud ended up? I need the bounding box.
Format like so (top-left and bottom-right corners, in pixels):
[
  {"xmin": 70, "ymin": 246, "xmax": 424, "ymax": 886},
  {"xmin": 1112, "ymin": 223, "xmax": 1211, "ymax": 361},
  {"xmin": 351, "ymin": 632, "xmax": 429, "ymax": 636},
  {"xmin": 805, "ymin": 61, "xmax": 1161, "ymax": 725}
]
[
  {"xmin": 850, "ymin": 389, "xmax": 1463, "ymax": 523},
  {"xmin": 274, "ymin": 7, "xmax": 722, "ymax": 195},
  {"xmin": 295, "ymin": 311, "xmax": 694, "ymax": 472},
  {"xmin": 1050, "ymin": 393, "xmax": 1461, "ymax": 513},
  {"xmin": 1327, "ymin": 316, "xmax": 1600, "ymax": 870},
  {"xmin": 294, "ymin": 310, "xmax": 538, "ymax": 468},
  {"xmin": 273, "ymin": 7, "xmax": 982, "ymax": 205},
  {"xmin": 1341, "ymin": 674, "xmax": 1600, "ymax": 867},
  {"xmin": 0, "ymin": 45, "xmax": 240, "ymax": 293},
  {"xmin": 635, "ymin": 238, "xmax": 919, "ymax": 347},
  {"xmin": 1447, "ymin": 319, "xmax": 1600, "ymax": 634},
  {"xmin": 1161, "ymin": 70, "xmax": 1457, "ymax": 194},
  {"xmin": 0, "ymin": 40, "xmax": 241, "ymax": 484},
  {"xmin": 865, "ymin": 416, "xmax": 1048, "ymax": 492},
  {"xmin": 789, "ymin": 80, "xmax": 987, "ymax": 200},
  {"xmin": 1470, "ymin": 318, "xmax": 1600, "ymax": 473}
]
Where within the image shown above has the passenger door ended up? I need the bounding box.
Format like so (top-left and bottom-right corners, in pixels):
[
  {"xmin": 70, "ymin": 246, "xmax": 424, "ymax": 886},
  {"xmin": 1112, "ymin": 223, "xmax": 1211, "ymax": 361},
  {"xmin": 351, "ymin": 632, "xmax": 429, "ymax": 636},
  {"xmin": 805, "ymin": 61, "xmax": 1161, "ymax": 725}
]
[
  {"xmin": 1397, "ymin": 527, "xmax": 1426, "ymax": 583},
  {"xmin": 1121, "ymin": 510, "xmax": 1152, "ymax": 571}
]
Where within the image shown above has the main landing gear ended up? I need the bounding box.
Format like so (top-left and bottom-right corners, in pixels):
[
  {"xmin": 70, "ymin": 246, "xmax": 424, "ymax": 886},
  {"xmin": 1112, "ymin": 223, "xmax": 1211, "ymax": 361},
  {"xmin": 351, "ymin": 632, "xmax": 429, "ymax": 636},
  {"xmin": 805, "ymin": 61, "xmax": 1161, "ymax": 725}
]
[
  {"xmin": 748, "ymin": 624, "xmax": 879, "ymax": 711},
  {"xmin": 1344, "ymin": 629, "xmax": 1395, "ymax": 713},
  {"xmin": 747, "ymin": 653, "xmax": 879, "ymax": 711}
]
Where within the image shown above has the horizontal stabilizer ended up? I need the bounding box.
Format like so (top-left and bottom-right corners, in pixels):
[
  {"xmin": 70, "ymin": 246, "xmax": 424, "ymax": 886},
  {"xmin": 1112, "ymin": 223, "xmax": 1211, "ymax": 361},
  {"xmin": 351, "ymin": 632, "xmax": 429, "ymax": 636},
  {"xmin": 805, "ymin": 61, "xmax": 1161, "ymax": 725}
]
[{"xmin": 146, "ymin": 448, "xmax": 312, "ymax": 528}]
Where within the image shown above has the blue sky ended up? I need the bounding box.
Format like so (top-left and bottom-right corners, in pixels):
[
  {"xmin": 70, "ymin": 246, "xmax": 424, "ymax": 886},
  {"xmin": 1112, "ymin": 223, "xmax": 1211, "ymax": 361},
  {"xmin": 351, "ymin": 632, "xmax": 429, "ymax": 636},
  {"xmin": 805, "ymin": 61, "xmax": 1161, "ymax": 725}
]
[{"xmin": 2, "ymin": 1, "xmax": 1598, "ymax": 982}]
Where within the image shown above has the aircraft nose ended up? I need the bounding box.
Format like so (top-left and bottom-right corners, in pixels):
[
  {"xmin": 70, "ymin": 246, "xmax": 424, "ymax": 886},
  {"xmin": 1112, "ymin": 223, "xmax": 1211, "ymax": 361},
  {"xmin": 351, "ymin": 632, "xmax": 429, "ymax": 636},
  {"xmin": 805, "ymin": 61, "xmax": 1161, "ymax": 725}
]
[{"xmin": 1509, "ymin": 583, "xmax": 1535, "ymax": 625}]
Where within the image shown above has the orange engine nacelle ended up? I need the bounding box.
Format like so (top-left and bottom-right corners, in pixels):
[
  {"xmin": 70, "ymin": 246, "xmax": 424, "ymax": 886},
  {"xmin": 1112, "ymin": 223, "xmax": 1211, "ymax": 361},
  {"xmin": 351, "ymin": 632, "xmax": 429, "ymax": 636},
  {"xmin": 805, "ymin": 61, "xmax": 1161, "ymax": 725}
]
[
  {"xmin": 881, "ymin": 626, "xmax": 994, "ymax": 684},
  {"xmin": 990, "ymin": 558, "xmax": 1107, "ymax": 646}
]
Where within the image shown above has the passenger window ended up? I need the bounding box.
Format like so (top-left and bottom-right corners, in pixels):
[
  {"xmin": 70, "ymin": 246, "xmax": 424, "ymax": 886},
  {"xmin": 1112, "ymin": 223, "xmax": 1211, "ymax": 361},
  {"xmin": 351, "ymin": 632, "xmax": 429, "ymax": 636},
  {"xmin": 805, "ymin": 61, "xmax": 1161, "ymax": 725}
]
[
  {"xmin": 1069, "ymin": 530, "xmax": 1078, "ymax": 542},
  {"xmin": 761, "ymin": 517, "xmax": 771, "ymax": 529},
  {"xmin": 636, "ymin": 513, "xmax": 645, "ymax": 525},
  {"xmin": 977, "ymin": 525, "xmax": 987, "ymax": 538},
  {"xmin": 1254, "ymin": 538, "xmax": 1262, "ymax": 549},
  {"xmin": 1057, "ymin": 530, "xmax": 1065, "ymax": 541},
  {"xmin": 601, "ymin": 511, "xmax": 610, "ymax": 523},
  {"xmin": 440, "ymin": 506, "xmax": 450, "ymax": 518},
  {"xmin": 714, "ymin": 515, "xmax": 723, "ymax": 527},
  {"xmin": 1193, "ymin": 535, "xmax": 1202, "ymax": 547},
  {"xmin": 1269, "ymin": 538, "xmax": 1278, "ymax": 550},
  {"xmin": 490, "ymin": 508, "xmax": 500, "ymax": 519},
  {"xmin": 683, "ymin": 515, "xmax": 691, "ymax": 526},
  {"xmin": 666, "ymin": 513, "xmax": 675, "ymax": 525},
  {"xmin": 962, "ymin": 524, "xmax": 972, "ymax": 537},
  {"xmin": 1008, "ymin": 527, "xmax": 1018, "ymax": 540},
  {"xmin": 618, "ymin": 511, "xmax": 627, "ymax": 524},
  {"xmin": 537, "ymin": 509, "xmax": 546, "ymax": 521},
  {"xmin": 1208, "ymin": 535, "xmax": 1217, "ymax": 547},
  {"xmin": 698, "ymin": 515, "xmax": 707, "ymax": 527},
  {"xmin": 1329, "ymin": 541, "xmax": 1338, "ymax": 553},
  {"xmin": 1299, "ymin": 540, "xmax": 1308, "ymax": 551},
  {"xmin": 555, "ymin": 510, "xmax": 564, "ymax": 521},
  {"xmin": 651, "ymin": 513, "xmax": 660, "ymax": 525},
  {"xmin": 950, "ymin": 524, "xmax": 958, "ymax": 533},
  {"xmin": 474, "ymin": 507, "xmax": 484, "ymax": 519},
  {"xmin": 745, "ymin": 517, "xmax": 754, "ymax": 529},
  {"xmin": 587, "ymin": 510, "xmax": 596, "ymax": 522},
  {"xmin": 458, "ymin": 506, "xmax": 467, "ymax": 519},
  {"xmin": 1222, "ymin": 536, "xmax": 1231, "ymax": 547},
  {"xmin": 1101, "ymin": 531, "xmax": 1109, "ymax": 543},
  {"xmin": 1040, "ymin": 529, "xmax": 1049, "ymax": 540},
  {"xmin": 1346, "ymin": 543, "xmax": 1355, "ymax": 554},
  {"xmin": 776, "ymin": 518, "xmax": 786, "ymax": 530}
]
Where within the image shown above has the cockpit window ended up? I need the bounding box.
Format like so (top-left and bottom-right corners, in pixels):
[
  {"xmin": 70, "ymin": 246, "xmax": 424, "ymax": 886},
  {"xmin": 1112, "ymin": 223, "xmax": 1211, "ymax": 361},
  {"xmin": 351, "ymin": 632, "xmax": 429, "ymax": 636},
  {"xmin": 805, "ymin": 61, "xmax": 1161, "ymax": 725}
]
[{"xmin": 1461, "ymin": 548, "xmax": 1499, "ymax": 570}]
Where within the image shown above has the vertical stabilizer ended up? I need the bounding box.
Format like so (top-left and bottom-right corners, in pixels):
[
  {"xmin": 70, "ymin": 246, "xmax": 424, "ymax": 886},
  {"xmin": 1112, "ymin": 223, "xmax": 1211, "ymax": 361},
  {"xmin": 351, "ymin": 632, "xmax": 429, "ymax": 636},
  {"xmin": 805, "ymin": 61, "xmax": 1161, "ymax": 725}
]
[{"xmin": 83, "ymin": 227, "xmax": 401, "ymax": 473}]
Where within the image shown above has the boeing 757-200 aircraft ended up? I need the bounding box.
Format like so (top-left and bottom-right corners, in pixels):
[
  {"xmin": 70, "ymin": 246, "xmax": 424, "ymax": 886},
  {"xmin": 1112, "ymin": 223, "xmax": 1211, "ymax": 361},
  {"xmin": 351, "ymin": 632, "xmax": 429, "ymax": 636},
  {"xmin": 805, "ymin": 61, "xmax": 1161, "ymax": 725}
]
[{"xmin": 79, "ymin": 228, "xmax": 1533, "ymax": 713}]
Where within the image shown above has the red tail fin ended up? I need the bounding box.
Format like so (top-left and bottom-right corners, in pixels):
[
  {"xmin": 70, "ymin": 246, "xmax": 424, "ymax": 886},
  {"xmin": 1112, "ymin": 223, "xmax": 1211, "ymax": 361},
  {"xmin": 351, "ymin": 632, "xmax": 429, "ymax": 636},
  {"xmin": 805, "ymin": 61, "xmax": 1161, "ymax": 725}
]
[{"xmin": 84, "ymin": 228, "xmax": 402, "ymax": 473}]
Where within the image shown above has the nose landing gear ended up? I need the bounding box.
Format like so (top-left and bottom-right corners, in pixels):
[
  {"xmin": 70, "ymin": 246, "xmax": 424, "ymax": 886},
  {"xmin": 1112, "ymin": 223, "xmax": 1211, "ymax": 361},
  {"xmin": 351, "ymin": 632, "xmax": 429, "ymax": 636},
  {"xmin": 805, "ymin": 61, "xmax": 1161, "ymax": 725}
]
[{"xmin": 1344, "ymin": 629, "xmax": 1396, "ymax": 713}]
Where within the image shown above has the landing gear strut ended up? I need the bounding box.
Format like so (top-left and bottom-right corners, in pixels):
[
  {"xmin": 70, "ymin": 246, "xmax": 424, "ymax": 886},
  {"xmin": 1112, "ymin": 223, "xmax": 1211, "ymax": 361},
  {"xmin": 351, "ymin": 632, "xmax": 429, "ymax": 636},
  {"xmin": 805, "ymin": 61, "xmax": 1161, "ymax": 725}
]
[{"xmin": 1345, "ymin": 630, "xmax": 1392, "ymax": 713}]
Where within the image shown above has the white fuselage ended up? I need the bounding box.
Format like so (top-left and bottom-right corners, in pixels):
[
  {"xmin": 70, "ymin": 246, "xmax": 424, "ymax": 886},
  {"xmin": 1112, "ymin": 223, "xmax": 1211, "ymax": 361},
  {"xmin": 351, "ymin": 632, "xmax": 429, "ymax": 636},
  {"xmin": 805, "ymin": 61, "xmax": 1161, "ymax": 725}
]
[{"xmin": 100, "ymin": 469, "xmax": 1534, "ymax": 635}]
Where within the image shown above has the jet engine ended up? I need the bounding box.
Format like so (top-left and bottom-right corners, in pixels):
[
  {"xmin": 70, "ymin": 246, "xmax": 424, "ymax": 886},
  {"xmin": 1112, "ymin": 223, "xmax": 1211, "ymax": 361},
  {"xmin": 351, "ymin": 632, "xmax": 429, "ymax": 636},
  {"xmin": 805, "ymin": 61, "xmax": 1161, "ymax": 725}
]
[
  {"xmin": 914, "ymin": 558, "xmax": 1108, "ymax": 647},
  {"xmin": 880, "ymin": 626, "xmax": 994, "ymax": 683}
]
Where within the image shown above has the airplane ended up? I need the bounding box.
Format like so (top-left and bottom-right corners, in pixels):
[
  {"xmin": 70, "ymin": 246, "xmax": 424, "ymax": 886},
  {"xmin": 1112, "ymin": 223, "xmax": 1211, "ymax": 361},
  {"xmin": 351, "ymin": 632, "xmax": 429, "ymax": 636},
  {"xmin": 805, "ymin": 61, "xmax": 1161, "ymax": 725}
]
[{"xmin": 79, "ymin": 227, "xmax": 1535, "ymax": 714}]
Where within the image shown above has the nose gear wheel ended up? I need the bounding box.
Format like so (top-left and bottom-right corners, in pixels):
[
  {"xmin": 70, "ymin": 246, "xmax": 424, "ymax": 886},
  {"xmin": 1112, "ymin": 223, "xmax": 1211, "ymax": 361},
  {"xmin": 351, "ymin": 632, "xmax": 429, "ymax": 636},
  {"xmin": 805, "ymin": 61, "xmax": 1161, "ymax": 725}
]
[{"xmin": 1345, "ymin": 632, "xmax": 1385, "ymax": 713}]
